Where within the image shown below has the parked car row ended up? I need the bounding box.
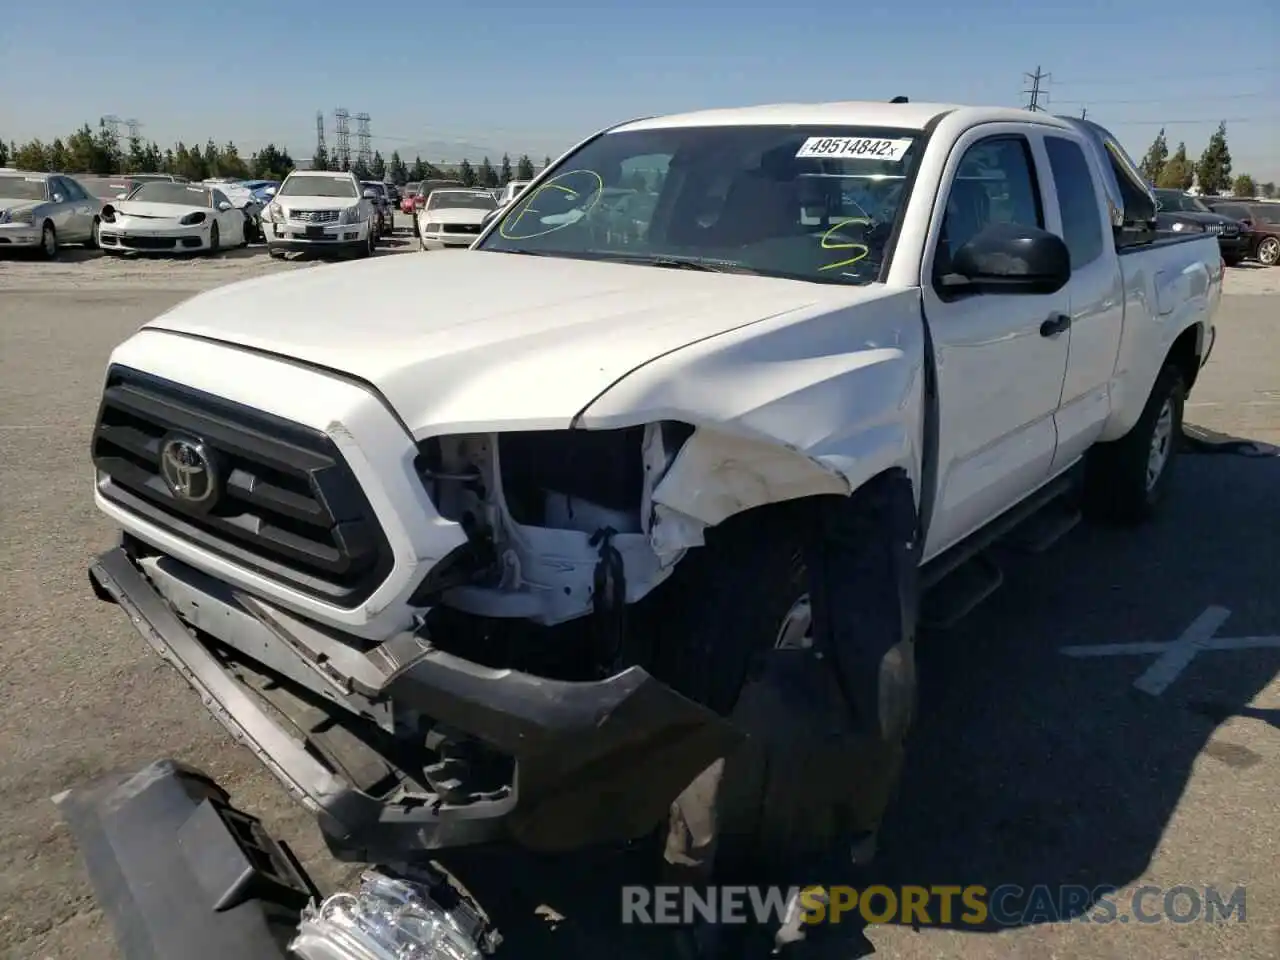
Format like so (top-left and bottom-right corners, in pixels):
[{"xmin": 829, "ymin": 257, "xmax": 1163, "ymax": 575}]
[
  {"xmin": 1154, "ymin": 188, "xmax": 1280, "ymax": 267},
  {"xmin": 0, "ymin": 168, "xmax": 400, "ymax": 260}
]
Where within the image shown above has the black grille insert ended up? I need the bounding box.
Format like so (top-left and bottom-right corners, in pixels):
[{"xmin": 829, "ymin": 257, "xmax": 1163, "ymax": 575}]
[{"xmin": 92, "ymin": 366, "xmax": 393, "ymax": 607}]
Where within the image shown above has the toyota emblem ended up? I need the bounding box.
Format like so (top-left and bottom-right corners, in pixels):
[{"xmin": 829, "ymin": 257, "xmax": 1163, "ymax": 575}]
[{"xmin": 159, "ymin": 436, "xmax": 219, "ymax": 507}]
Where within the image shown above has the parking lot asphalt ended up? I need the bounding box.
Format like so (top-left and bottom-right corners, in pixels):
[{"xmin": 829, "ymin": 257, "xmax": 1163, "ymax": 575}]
[{"xmin": 0, "ymin": 251, "xmax": 1275, "ymax": 959}]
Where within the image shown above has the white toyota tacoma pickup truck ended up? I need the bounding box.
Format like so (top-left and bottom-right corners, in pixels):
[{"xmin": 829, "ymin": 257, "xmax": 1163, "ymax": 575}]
[{"xmin": 64, "ymin": 100, "xmax": 1221, "ymax": 960}]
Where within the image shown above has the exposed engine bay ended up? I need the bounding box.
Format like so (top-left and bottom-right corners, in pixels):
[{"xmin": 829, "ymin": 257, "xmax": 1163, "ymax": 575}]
[{"xmin": 412, "ymin": 421, "xmax": 697, "ymax": 626}]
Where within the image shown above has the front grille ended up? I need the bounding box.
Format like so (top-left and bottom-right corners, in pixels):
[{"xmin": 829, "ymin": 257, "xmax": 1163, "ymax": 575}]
[
  {"xmin": 92, "ymin": 366, "xmax": 393, "ymax": 607},
  {"xmin": 291, "ymin": 209, "xmax": 339, "ymax": 224},
  {"xmin": 1219, "ymin": 224, "xmax": 1239, "ymax": 237},
  {"xmin": 118, "ymin": 236, "xmax": 178, "ymax": 249},
  {"xmin": 442, "ymin": 223, "xmax": 483, "ymax": 234}
]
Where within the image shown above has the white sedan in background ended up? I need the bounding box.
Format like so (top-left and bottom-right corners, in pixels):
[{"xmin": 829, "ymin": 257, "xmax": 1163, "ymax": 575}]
[
  {"xmin": 99, "ymin": 182, "xmax": 247, "ymax": 254},
  {"xmin": 416, "ymin": 188, "xmax": 497, "ymax": 250}
]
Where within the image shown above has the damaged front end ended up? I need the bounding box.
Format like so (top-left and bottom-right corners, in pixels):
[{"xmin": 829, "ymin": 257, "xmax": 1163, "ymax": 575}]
[{"xmin": 85, "ymin": 543, "xmax": 740, "ymax": 860}]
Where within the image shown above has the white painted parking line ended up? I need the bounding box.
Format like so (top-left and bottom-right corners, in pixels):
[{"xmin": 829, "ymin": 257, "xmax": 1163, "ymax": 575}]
[{"xmin": 1060, "ymin": 606, "xmax": 1280, "ymax": 696}]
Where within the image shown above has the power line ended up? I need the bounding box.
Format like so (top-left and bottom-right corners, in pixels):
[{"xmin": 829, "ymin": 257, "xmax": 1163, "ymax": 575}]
[
  {"xmin": 1055, "ymin": 91, "xmax": 1272, "ymax": 106},
  {"xmin": 1051, "ymin": 66, "xmax": 1277, "ymax": 87},
  {"xmin": 1094, "ymin": 115, "xmax": 1280, "ymax": 126}
]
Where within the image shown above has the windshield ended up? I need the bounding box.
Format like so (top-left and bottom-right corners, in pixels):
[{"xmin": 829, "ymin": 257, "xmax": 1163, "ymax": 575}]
[
  {"xmin": 278, "ymin": 175, "xmax": 358, "ymax": 198},
  {"xmin": 78, "ymin": 177, "xmax": 134, "ymax": 200},
  {"xmin": 1156, "ymin": 190, "xmax": 1210, "ymax": 213},
  {"xmin": 428, "ymin": 191, "xmax": 497, "ymax": 210},
  {"xmin": 476, "ymin": 124, "xmax": 923, "ymax": 285},
  {"xmin": 129, "ymin": 183, "xmax": 213, "ymax": 206},
  {"xmin": 361, "ymin": 182, "xmax": 386, "ymax": 196},
  {"xmin": 0, "ymin": 176, "xmax": 49, "ymax": 201}
]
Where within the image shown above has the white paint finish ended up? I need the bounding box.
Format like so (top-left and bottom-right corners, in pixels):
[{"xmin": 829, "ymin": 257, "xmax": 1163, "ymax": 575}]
[
  {"xmin": 1099, "ymin": 249, "xmax": 1220, "ymax": 443},
  {"xmin": 99, "ymin": 330, "xmax": 467, "ymax": 640},
  {"xmin": 108, "ymin": 198, "xmax": 246, "ymax": 251},
  {"xmin": 143, "ymin": 252, "xmax": 857, "ymax": 436},
  {"xmin": 1060, "ymin": 607, "xmax": 1280, "ymax": 697},
  {"xmin": 90, "ymin": 99, "xmax": 1229, "ymax": 636},
  {"xmin": 581, "ymin": 286, "xmax": 925, "ymax": 516},
  {"xmin": 915, "ymin": 122, "xmax": 1070, "ymax": 557}
]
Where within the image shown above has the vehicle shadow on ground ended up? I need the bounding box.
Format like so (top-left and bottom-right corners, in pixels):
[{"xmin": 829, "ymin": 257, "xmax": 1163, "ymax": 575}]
[{"xmin": 436, "ymin": 429, "xmax": 1280, "ymax": 958}]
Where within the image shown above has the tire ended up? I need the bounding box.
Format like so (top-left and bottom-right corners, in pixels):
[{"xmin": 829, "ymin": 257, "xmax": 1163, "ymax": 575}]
[
  {"xmin": 1257, "ymin": 236, "xmax": 1279, "ymax": 267},
  {"xmin": 361, "ymin": 227, "xmax": 375, "ymax": 258},
  {"xmin": 39, "ymin": 221, "xmax": 58, "ymax": 260},
  {"xmin": 1083, "ymin": 362, "xmax": 1186, "ymax": 525},
  {"xmin": 644, "ymin": 481, "xmax": 917, "ymax": 883},
  {"xmin": 84, "ymin": 217, "xmax": 100, "ymax": 250},
  {"xmin": 208, "ymin": 222, "xmax": 221, "ymax": 254}
]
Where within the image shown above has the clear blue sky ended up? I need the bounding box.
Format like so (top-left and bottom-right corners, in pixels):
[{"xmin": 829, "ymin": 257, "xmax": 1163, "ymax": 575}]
[{"xmin": 2, "ymin": 0, "xmax": 1276, "ymax": 181}]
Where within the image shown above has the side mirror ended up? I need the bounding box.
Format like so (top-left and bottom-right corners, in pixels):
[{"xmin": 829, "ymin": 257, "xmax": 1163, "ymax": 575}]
[
  {"xmin": 481, "ymin": 209, "xmax": 501, "ymax": 226},
  {"xmin": 52, "ymin": 193, "xmax": 66, "ymax": 203},
  {"xmin": 263, "ymin": 186, "xmax": 277, "ymax": 197},
  {"xmin": 116, "ymin": 192, "xmax": 128, "ymax": 200},
  {"xmin": 217, "ymin": 201, "xmax": 233, "ymax": 211},
  {"xmin": 944, "ymin": 222, "xmax": 1071, "ymax": 296},
  {"xmin": 362, "ymin": 188, "xmax": 376, "ymax": 199}
]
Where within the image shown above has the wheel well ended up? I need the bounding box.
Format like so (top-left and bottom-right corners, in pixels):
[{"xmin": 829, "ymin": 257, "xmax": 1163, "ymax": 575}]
[{"xmin": 1167, "ymin": 324, "xmax": 1203, "ymax": 391}]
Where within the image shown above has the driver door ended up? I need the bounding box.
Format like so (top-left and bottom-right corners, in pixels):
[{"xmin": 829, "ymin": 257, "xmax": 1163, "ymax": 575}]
[{"xmin": 919, "ymin": 129, "xmax": 1071, "ymax": 559}]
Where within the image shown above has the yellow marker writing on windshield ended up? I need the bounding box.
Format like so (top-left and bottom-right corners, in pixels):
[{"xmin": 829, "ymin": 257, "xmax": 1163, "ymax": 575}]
[
  {"xmin": 818, "ymin": 217, "xmax": 872, "ymax": 272},
  {"xmin": 500, "ymin": 170, "xmax": 603, "ymax": 240}
]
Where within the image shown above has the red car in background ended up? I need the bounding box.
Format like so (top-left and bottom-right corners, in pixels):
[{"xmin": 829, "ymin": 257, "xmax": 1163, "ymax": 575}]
[{"xmin": 399, "ymin": 181, "xmax": 420, "ymax": 215}]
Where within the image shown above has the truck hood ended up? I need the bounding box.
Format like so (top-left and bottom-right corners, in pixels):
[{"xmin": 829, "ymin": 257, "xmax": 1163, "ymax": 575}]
[{"xmin": 143, "ymin": 251, "xmax": 862, "ymax": 435}]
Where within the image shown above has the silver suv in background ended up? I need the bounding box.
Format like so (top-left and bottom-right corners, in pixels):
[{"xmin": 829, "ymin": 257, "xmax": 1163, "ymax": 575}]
[{"xmin": 261, "ymin": 170, "xmax": 377, "ymax": 259}]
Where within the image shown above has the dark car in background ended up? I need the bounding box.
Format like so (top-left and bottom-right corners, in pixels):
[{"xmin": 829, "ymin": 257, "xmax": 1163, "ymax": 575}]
[
  {"xmin": 1203, "ymin": 199, "xmax": 1280, "ymax": 267},
  {"xmin": 361, "ymin": 180, "xmax": 395, "ymax": 237},
  {"xmin": 1154, "ymin": 188, "xmax": 1251, "ymax": 265}
]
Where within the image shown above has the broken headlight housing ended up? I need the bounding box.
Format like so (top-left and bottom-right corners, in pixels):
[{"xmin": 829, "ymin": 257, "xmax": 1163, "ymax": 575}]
[{"xmin": 289, "ymin": 869, "xmax": 499, "ymax": 960}]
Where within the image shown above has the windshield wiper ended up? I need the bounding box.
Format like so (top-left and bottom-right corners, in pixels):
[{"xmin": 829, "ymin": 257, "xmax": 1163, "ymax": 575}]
[{"xmin": 605, "ymin": 254, "xmax": 757, "ymax": 274}]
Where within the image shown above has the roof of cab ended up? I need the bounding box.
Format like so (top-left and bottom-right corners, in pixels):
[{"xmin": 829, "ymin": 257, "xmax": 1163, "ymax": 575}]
[{"xmin": 610, "ymin": 100, "xmax": 1070, "ymax": 133}]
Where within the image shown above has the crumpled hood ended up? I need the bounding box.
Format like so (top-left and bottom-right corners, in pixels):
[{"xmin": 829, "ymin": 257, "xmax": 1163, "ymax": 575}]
[{"xmin": 142, "ymin": 251, "xmax": 858, "ymax": 435}]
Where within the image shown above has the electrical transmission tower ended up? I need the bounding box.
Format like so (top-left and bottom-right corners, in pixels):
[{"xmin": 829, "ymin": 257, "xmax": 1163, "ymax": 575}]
[
  {"xmin": 100, "ymin": 115, "xmax": 123, "ymax": 139},
  {"xmin": 315, "ymin": 111, "xmax": 327, "ymax": 159},
  {"xmin": 355, "ymin": 113, "xmax": 372, "ymax": 168},
  {"xmin": 334, "ymin": 108, "xmax": 351, "ymax": 168},
  {"xmin": 125, "ymin": 119, "xmax": 143, "ymax": 142},
  {"xmin": 1023, "ymin": 66, "xmax": 1051, "ymax": 112}
]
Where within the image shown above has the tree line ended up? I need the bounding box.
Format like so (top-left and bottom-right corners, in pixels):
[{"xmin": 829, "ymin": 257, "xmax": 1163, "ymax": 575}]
[
  {"xmin": 1137, "ymin": 122, "xmax": 1275, "ymax": 199},
  {"xmin": 0, "ymin": 119, "xmax": 552, "ymax": 189}
]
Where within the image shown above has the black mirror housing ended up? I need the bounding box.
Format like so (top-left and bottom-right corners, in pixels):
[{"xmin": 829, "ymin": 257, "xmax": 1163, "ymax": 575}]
[{"xmin": 947, "ymin": 222, "xmax": 1072, "ymax": 295}]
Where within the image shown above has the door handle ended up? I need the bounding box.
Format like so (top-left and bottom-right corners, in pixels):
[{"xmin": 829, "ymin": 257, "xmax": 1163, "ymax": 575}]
[{"xmin": 1040, "ymin": 312, "xmax": 1071, "ymax": 337}]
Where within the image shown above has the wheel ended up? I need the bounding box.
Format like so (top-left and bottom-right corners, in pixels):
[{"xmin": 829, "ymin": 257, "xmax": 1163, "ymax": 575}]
[
  {"xmin": 1083, "ymin": 362, "xmax": 1186, "ymax": 525},
  {"xmin": 84, "ymin": 217, "xmax": 100, "ymax": 250},
  {"xmin": 1257, "ymin": 236, "xmax": 1279, "ymax": 267},
  {"xmin": 363, "ymin": 226, "xmax": 375, "ymax": 257},
  {"xmin": 643, "ymin": 479, "xmax": 918, "ymax": 886},
  {"xmin": 208, "ymin": 222, "xmax": 221, "ymax": 254},
  {"xmin": 39, "ymin": 221, "xmax": 58, "ymax": 260}
]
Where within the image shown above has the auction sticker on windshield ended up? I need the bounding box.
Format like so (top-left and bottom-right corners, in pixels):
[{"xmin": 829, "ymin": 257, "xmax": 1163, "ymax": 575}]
[{"xmin": 795, "ymin": 137, "xmax": 914, "ymax": 161}]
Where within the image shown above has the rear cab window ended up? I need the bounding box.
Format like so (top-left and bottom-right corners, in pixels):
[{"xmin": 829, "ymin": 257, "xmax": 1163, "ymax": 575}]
[{"xmin": 1043, "ymin": 136, "xmax": 1105, "ymax": 269}]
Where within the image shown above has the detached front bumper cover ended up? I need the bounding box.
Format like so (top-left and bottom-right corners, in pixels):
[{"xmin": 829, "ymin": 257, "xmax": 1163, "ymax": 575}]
[{"xmin": 87, "ymin": 546, "xmax": 740, "ymax": 859}]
